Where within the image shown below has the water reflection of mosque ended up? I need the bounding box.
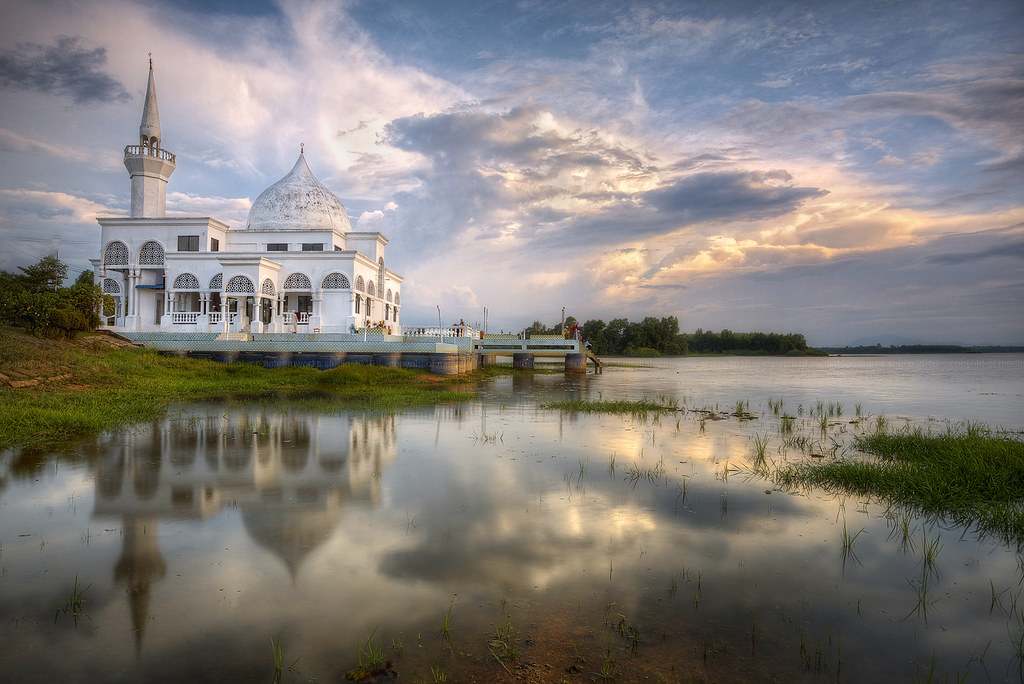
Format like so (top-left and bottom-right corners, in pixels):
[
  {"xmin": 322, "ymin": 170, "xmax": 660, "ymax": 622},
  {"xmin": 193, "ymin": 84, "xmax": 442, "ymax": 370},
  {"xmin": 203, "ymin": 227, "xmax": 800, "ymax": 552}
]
[{"xmin": 91, "ymin": 410, "xmax": 397, "ymax": 652}]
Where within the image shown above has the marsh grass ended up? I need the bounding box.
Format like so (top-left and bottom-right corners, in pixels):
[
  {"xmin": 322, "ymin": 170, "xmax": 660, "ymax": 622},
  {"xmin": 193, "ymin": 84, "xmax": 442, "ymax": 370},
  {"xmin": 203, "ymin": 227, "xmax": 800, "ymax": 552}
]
[
  {"xmin": 489, "ymin": 617, "xmax": 520, "ymax": 661},
  {"xmin": 438, "ymin": 602, "xmax": 455, "ymax": 646},
  {"xmin": 270, "ymin": 632, "xmax": 286, "ymax": 682},
  {"xmin": 54, "ymin": 574, "xmax": 90, "ymax": 623},
  {"xmin": 542, "ymin": 398, "xmax": 679, "ymax": 416},
  {"xmin": 357, "ymin": 627, "xmax": 386, "ymax": 668},
  {"xmin": 775, "ymin": 423, "xmax": 1024, "ymax": 543},
  {"xmin": 780, "ymin": 414, "xmax": 796, "ymax": 434},
  {"xmin": 751, "ymin": 433, "xmax": 771, "ymax": 461}
]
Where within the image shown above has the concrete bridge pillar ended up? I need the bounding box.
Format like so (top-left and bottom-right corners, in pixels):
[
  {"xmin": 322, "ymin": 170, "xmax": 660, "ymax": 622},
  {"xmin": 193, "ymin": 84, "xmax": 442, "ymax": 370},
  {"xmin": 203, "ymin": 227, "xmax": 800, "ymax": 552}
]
[
  {"xmin": 564, "ymin": 353, "xmax": 587, "ymax": 373},
  {"xmin": 429, "ymin": 353, "xmax": 460, "ymax": 375},
  {"xmin": 513, "ymin": 353, "xmax": 534, "ymax": 370}
]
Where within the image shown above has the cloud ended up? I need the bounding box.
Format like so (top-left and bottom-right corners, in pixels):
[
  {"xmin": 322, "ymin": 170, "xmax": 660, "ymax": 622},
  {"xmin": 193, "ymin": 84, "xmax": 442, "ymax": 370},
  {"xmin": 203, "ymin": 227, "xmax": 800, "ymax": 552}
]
[
  {"xmin": 381, "ymin": 105, "xmax": 826, "ymax": 262},
  {"xmin": 166, "ymin": 192, "xmax": 251, "ymax": 226},
  {"xmin": 643, "ymin": 170, "xmax": 826, "ymax": 223},
  {"xmin": 0, "ymin": 35, "xmax": 129, "ymax": 104}
]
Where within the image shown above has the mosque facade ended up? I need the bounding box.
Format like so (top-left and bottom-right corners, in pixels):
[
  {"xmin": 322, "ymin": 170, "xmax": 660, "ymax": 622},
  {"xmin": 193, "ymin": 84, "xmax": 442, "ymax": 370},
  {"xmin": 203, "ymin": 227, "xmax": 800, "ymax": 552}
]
[{"xmin": 92, "ymin": 62, "xmax": 403, "ymax": 335}]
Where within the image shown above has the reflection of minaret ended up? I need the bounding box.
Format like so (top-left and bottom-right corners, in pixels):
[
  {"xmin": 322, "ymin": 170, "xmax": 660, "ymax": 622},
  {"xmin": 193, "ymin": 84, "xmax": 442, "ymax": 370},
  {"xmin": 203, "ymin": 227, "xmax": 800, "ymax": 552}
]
[{"xmin": 114, "ymin": 515, "xmax": 167, "ymax": 656}]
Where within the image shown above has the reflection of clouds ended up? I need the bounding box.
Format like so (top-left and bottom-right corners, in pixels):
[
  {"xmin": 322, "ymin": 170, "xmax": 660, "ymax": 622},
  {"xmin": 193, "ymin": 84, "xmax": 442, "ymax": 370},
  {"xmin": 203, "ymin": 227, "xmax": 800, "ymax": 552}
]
[{"xmin": 51, "ymin": 381, "xmax": 1023, "ymax": 678}]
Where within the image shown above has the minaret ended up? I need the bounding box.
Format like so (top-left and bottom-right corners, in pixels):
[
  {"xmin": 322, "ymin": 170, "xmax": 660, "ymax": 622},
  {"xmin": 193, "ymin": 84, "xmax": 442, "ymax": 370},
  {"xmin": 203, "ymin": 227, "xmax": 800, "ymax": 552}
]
[{"xmin": 124, "ymin": 56, "xmax": 175, "ymax": 218}]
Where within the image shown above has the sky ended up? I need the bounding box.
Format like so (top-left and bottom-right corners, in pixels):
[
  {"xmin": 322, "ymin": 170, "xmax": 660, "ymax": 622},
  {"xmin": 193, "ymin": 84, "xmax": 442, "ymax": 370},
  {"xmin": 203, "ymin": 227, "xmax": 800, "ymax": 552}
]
[{"xmin": 0, "ymin": 0, "xmax": 1021, "ymax": 346}]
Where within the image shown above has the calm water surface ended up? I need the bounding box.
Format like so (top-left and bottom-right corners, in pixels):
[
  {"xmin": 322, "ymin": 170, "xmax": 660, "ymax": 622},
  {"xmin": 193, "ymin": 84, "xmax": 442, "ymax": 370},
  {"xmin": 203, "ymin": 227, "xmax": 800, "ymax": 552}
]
[{"xmin": 1, "ymin": 355, "xmax": 1022, "ymax": 682}]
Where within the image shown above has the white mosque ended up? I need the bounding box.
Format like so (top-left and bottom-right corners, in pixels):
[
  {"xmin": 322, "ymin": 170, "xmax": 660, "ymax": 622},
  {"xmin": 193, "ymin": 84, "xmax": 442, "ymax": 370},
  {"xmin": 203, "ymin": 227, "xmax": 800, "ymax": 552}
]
[{"xmin": 93, "ymin": 61, "xmax": 403, "ymax": 335}]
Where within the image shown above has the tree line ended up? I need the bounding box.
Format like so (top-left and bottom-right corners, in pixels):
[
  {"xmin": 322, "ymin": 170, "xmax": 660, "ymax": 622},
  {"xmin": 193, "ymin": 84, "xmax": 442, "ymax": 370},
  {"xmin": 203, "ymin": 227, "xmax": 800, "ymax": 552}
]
[
  {"xmin": 522, "ymin": 316, "xmax": 824, "ymax": 356},
  {"xmin": 0, "ymin": 256, "xmax": 108, "ymax": 339}
]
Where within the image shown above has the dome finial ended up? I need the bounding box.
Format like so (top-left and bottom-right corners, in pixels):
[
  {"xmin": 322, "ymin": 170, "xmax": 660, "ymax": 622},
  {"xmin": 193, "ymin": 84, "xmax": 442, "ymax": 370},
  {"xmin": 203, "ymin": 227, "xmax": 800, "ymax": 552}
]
[{"xmin": 300, "ymin": 142, "xmax": 304, "ymax": 155}]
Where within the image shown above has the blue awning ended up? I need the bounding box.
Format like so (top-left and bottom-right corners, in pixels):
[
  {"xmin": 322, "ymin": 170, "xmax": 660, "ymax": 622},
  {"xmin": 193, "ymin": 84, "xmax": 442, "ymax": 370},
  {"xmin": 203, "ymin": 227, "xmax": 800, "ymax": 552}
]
[{"xmin": 135, "ymin": 284, "xmax": 164, "ymax": 289}]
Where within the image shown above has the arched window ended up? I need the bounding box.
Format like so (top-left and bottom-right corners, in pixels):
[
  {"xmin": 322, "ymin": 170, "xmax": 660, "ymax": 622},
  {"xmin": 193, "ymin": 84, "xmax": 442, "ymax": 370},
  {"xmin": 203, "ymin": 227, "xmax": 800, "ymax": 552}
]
[
  {"xmin": 385, "ymin": 304, "xmax": 390, "ymax": 320},
  {"xmin": 355, "ymin": 275, "xmax": 365, "ymax": 292},
  {"xmin": 394, "ymin": 292, "xmax": 400, "ymax": 306},
  {"xmin": 321, "ymin": 272, "xmax": 350, "ymax": 289},
  {"xmin": 261, "ymin": 278, "xmax": 276, "ymax": 296},
  {"xmin": 139, "ymin": 241, "xmax": 165, "ymax": 265},
  {"xmin": 208, "ymin": 273, "xmax": 223, "ymax": 290},
  {"xmin": 355, "ymin": 295, "xmax": 361, "ymax": 314},
  {"xmin": 283, "ymin": 273, "xmax": 312, "ymax": 290},
  {"xmin": 104, "ymin": 241, "xmax": 129, "ymax": 266},
  {"xmin": 103, "ymin": 278, "xmax": 121, "ymax": 294},
  {"xmin": 173, "ymin": 273, "xmax": 200, "ymax": 289},
  {"xmin": 386, "ymin": 289, "xmax": 393, "ymax": 303},
  {"xmin": 366, "ymin": 280, "xmax": 375, "ymax": 297},
  {"xmin": 225, "ymin": 275, "xmax": 255, "ymax": 293},
  {"xmin": 377, "ymin": 258, "xmax": 385, "ymax": 300}
]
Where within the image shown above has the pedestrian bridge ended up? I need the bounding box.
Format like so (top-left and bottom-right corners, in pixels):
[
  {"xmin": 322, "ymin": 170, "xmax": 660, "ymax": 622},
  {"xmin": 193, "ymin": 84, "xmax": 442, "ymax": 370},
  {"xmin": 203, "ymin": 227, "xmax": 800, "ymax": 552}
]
[{"xmin": 112, "ymin": 328, "xmax": 602, "ymax": 374}]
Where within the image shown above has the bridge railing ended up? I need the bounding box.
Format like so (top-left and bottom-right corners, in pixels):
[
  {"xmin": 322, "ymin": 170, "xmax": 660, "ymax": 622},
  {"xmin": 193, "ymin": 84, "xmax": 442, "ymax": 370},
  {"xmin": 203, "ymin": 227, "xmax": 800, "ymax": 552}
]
[{"xmin": 403, "ymin": 325, "xmax": 477, "ymax": 338}]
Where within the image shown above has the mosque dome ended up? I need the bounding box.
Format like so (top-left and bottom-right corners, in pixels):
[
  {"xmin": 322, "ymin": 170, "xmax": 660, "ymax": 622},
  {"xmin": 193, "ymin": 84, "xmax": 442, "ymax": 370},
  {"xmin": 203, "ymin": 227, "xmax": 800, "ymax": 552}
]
[{"xmin": 245, "ymin": 152, "xmax": 351, "ymax": 233}]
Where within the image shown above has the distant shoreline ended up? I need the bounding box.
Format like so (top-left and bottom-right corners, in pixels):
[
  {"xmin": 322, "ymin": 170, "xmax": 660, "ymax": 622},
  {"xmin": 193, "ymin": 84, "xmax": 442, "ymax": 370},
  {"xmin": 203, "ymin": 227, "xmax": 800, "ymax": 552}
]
[{"xmin": 820, "ymin": 344, "xmax": 1024, "ymax": 355}]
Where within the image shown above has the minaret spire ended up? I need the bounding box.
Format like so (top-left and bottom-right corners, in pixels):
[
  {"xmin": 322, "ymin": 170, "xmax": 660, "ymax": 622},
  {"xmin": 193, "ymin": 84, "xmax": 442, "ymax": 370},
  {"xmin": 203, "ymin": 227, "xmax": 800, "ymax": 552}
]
[
  {"xmin": 124, "ymin": 56, "xmax": 175, "ymax": 217},
  {"xmin": 139, "ymin": 54, "xmax": 161, "ymax": 149}
]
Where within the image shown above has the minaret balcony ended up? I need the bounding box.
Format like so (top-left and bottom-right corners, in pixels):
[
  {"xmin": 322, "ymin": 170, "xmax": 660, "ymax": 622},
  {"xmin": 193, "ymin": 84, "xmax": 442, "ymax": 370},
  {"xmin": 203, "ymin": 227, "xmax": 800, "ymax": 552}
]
[{"xmin": 124, "ymin": 145, "xmax": 176, "ymax": 164}]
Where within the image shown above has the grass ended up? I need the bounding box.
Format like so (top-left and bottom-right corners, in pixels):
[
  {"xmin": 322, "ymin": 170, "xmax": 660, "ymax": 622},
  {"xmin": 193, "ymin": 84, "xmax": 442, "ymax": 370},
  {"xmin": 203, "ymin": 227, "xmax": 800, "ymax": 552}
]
[
  {"xmin": 357, "ymin": 628, "xmax": 386, "ymax": 668},
  {"xmin": 54, "ymin": 574, "xmax": 90, "ymax": 622},
  {"xmin": 489, "ymin": 617, "xmax": 520, "ymax": 661},
  {"xmin": 438, "ymin": 602, "xmax": 455, "ymax": 645},
  {"xmin": 271, "ymin": 633, "xmax": 283, "ymax": 673},
  {"xmin": 541, "ymin": 398, "xmax": 679, "ymax": 416},
  {"xmin": 751, "ymin": 433, "xmax": 771, "ymax": 460},
  {"xmin": 0, "ymin": 327, "xmax": 498, "ymax": 450},
  {"xmin": 780, "ymin": 414, "xmax": 796, "ymax": 434},
  {"xmin": 775, "ymin": 422, "xmax": 1024, "ymax": 543}
]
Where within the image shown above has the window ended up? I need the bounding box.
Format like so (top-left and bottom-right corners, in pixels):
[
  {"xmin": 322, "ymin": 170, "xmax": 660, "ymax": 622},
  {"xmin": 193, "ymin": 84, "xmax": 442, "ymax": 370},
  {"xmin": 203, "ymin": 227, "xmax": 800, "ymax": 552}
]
[
  {"xmin": 334, "ymin": 245, "xmax": 343, "ymax": 251},
  {"xmin": 355, "ymin": 295, "xmax": 361, "ymax": 314},
  {"xmin": 267, "ymin": 243, "xmax": 288, "ymax": 252},
  {"xmin": 177, "ymin": 235, "xmax": 200, "ymax": 252},
  {"xmin": 301, "ymin": 243, "xmax": 323, "ymax": 252},
  {"xmin": 210, "ymin": 237, "xmax": 219, "ymax": 252}
]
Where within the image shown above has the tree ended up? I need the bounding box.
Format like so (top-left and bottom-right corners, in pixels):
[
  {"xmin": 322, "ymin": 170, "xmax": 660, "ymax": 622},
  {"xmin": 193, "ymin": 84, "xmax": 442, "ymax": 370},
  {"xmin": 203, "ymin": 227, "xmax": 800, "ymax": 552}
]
[
  {"xmin": 17, "ymin": 255, "xmax": 67, "ymax": 293},
  {"xmin": 0, "ymin": 258, "xmax": 102, "ymax": 338}
]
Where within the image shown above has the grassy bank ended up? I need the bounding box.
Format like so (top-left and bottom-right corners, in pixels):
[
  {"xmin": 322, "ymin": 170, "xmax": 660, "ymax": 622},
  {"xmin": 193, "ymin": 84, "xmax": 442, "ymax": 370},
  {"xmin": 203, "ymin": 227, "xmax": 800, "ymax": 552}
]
[
  {"xmin": 0, "ymin": 328, "xmax": 489, "ymax": 451},
  {"xmin": 776, "ymin": 422, "xmax": 1024, "ymax": 543}
]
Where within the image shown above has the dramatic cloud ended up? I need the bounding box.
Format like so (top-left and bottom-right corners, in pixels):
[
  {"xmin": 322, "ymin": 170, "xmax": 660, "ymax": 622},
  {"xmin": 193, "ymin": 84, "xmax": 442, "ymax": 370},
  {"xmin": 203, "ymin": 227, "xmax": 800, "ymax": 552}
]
[
  {"xmin": 0, "ymin": 36, "xmax": 129, "ymax": 104},
  {"xmin": 0, "ymin": 0, "xmax": 1021, "ymax": 344}
]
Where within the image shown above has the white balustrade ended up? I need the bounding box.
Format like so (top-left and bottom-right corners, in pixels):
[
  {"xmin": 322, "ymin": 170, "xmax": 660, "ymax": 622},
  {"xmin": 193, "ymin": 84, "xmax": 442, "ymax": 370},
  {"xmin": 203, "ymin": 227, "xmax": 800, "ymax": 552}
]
[
  {"xmin": 171, "ymin": 312, "xmax": 200, "ymax": 324},
  {"xmin": 402, "ymin": 325, "xmax": 479, "ymax": 338}
]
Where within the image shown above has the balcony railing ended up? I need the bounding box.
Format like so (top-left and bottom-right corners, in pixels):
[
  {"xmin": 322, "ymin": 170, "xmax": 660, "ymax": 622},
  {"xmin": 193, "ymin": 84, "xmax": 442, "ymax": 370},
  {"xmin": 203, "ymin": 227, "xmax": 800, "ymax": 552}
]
[
  {"xmin": 208, "ymin": 312, "xmax": 238, "ymax": 325},
  {"xmin": 171, "ymin": 312, "xmax": 200, "ymax": 324},
  {"xmin": 124, "ymin": 145, "xmax": 176, "ymax": 163}
]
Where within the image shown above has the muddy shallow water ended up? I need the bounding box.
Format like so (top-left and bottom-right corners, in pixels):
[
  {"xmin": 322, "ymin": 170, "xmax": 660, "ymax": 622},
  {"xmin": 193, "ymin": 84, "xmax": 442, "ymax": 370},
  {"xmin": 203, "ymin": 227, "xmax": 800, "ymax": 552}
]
[{"xmin": 1, "ymin": 355, "xmax": 1022, "ymax": 682}]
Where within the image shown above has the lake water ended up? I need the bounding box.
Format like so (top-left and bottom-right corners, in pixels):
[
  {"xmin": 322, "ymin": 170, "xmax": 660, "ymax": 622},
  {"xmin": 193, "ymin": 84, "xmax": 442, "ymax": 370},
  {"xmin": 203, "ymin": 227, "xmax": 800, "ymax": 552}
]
[{"xmin": 1, "ymin": 354, "xmax": 1022, "ymax": 682}]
